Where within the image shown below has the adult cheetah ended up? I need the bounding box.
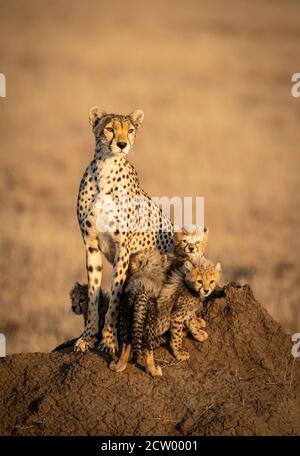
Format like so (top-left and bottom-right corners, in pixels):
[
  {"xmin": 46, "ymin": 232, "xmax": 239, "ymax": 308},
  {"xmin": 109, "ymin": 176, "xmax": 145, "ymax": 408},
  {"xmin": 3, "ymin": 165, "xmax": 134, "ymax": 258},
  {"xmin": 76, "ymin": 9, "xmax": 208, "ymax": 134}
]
[{"xmin": 75, "ymin": 108, "xmax": 173, "ymax": 353}]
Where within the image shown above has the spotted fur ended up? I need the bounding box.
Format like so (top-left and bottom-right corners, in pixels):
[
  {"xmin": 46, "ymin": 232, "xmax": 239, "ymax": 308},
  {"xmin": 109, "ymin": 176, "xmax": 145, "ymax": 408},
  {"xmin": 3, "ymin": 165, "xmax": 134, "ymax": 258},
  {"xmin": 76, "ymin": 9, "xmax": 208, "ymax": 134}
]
[
  {"xmin": 156, "ymin": 258, "xmax": 222, "ymax": 361},
  {"xmin": 110, "ymin": 248, "xmax": 168, "ymax": 377},
  {"xmin": 75, "ymin": 108, "xmax": 173, "ymax": 353}
]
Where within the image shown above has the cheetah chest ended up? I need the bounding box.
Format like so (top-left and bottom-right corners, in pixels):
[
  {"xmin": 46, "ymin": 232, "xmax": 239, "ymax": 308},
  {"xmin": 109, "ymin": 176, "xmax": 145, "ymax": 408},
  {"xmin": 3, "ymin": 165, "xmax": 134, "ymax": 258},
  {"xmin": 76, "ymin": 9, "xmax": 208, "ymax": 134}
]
[{"xmin": 85, "ymin": 156, "xmax": 140, "ymax": 262}]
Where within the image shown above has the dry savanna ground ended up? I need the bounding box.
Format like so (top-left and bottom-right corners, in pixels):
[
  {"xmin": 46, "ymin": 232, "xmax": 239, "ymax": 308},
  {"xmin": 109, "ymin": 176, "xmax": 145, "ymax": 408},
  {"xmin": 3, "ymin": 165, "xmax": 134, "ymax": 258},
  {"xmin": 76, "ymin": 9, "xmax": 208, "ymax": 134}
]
[{"xmin": 0, "ymin": 0, "xmax": 299, "ymax": 354}]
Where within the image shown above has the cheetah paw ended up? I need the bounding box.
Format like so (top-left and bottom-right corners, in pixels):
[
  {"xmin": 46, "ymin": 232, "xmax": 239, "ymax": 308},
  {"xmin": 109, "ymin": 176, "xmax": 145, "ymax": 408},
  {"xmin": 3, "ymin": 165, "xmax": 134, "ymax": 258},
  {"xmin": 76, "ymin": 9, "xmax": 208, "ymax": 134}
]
[
  {"xmin": 193, "ymin": 330, "xmax": 208, "ymax": 342},
  {"xmin": 109, "ymin": 360, "xmax": 127, "ymax": 373},
  {"xmin": 74, "ymin": 337, "xmax": 92, "ymax": 353},
  {"xmin": 190, "ymin": 316, "xmax": 207, "ymax": 331},
  {"xmin": 174, "ymin": 350, "xmax": 190, "ymax": 361},
  {"xmin": 147, "ymin": 365, "xmax": 163, "ymax": 377},
  {"xmin": 197, "ymin": 318, "xmax": 207, "ymax": 328},
  {"xmin": 99, "ymin": 332, "xmax": 119, "ymax": 355}
]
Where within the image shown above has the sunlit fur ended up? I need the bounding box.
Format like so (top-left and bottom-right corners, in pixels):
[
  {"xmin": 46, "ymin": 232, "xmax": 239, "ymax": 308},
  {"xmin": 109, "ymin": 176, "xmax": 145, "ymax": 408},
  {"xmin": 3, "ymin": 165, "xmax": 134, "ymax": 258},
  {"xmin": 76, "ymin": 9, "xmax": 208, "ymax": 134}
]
[
  {"xmin": 174, "ymin": 225, "xmax": 209, "ymax": 261},
  {"xmin": 111, "ymin": 248, "xmax": 168, "ymax": 376},
  {"xmin": 76, "ymin": 106, "xmax": 173, "ymax": 354},
  {"xmin": 89, "ymin": 107, "xmax": 144, "ymax": 156},
  {"xmin": 70, "ymin": 249, "xmax": 168, "ymax": 375},
  {"xmin": 184, "ymin": 258, "xmax": 221, "ymax": 298},
  {"xmin": 120, "ymin": 248, "xmax": 168, "ymax": 358},
  {"xmin": 157, "ymin": 257, "xmax": 222, "ymax": 336}
]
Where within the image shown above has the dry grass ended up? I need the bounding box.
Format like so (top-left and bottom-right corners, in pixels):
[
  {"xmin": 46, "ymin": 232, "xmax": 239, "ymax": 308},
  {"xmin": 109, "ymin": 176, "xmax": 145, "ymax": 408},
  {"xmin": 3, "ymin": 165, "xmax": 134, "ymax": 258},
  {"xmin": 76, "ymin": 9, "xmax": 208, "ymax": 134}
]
[{"xmin": 0, "ymin": 0, "xmax": 299, "ymax": 354}]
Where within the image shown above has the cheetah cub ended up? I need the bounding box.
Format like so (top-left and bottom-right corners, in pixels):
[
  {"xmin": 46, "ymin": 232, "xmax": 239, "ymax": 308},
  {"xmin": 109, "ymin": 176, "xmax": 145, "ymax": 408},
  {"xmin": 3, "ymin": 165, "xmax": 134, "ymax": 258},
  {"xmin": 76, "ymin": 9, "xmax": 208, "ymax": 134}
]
[
  {"xmin": 164, "ymin": 224, "xmax": 210, "ymax": 326},
  {"xmin": 109, "ymin": 248, "xmax": 168, "ymax": 377},
  {"xmin": 166, "ymin": 225, "xmax": 209, "ymax": 281},
  {"xmin": 70, "ymin": 283, "xmax": 110, "ymax": 333},
  {"xmin": 157, "ymin": 258, "xmax": 222, "ymax": 361},
  {"xmin": 173, "ymin": 225, "xmax": 209, "ymax": 261}
]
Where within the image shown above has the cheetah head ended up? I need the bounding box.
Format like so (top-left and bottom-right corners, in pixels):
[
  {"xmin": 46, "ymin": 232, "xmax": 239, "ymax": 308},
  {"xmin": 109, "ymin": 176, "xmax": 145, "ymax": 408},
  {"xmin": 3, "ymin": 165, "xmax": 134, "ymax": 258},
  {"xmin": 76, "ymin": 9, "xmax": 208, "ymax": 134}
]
[
  {"xmin": 183, "ymin": 259, "xmax": 222, "ymax": 298},
  {"xmin": 174, "ymin": 225, "xmax": 209, "ymax": 259},
  {"xmin": 89, "ymin": 107, "xmax": 144, "ymax": 156},
  {"xmin": 70, "ymin": 282, "xmax": 88, "ymax": 316}
]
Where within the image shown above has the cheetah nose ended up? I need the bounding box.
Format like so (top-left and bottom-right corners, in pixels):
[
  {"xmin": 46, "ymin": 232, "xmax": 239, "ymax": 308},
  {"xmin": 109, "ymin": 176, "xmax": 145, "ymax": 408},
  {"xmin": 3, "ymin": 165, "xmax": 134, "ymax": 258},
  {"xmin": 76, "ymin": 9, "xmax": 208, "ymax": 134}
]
[
  {"xmin": 188, "ymin": 245, "xmax": 194, "ymax": 252},
  {"xmin": 203, "ymin": 289, "xmax": 209, "ymax": 294},
  {"xmin": 117, "ymin": 141, "xmax": 127, "ymax": 150}
]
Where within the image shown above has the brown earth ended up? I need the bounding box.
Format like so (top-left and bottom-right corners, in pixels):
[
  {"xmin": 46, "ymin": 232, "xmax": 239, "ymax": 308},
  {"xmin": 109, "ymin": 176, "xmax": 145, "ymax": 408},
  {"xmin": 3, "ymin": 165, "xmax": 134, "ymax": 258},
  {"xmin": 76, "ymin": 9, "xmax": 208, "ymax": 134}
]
[{"xmin": 0, "ymin": 283, "xmax": 299, "ymax": 436}]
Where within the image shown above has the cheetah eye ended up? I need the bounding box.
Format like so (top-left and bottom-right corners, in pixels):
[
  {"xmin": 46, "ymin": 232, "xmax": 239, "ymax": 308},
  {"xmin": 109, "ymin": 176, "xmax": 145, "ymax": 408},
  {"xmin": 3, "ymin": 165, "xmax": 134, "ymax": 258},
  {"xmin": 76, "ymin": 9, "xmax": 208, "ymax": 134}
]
[
  {"xmin": 106, "ymin": 127, "xmax": 114, "ymax": 133},
  {"xmin": 197, "ymin": 280, "xmax": 203, "ymax": 285},
  {"xmin": 210, "ymin": 280, "xmax": 215, "ymax": 284},
  {"xmin": 195, "ymin": 240, "xmax": 200, "ymax": 244},
  {"xmin": 182, "ymin": 239, "xmax": 188, "ymax": 244},
  {"xmin": 128, "ymin": 128, "xmax": 134, "ymax": 134}
]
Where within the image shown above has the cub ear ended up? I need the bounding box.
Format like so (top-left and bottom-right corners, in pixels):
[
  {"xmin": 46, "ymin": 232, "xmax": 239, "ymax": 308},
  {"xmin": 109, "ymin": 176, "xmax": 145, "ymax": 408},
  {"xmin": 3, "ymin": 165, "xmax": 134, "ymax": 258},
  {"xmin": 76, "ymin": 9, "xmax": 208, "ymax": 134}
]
[
  {"xmin": 89, "ymin": 106, "xmax": 107, "ymax": 127},
  {"xmin": 215, "ymin": 262, "xmax": 222, "ymax": 272},
  {"xmin": 184, "ymin": 260, "xmax": 194, "ymax": 272},
  {"xmin": 129, "ymin": 109, "xmax": 144, "ymax": 128},
  {"xmin": 182, "ymin": 224, "xmax": 193, "ymax": 235}
]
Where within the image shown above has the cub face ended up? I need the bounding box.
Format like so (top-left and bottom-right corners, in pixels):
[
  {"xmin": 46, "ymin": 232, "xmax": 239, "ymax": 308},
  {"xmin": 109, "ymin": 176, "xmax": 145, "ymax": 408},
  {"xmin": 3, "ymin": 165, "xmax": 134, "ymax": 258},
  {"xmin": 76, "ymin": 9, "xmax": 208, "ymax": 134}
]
[
  {"xmin": 70, "ymin": 282, "xmax": 88, "ymax": 315},
  {"xmin": 128, "ymin": 251, "xmax": 149, "ymax": 274},
  {"xmin": 174, "ymin": 225, "xmax": 209, "ymax": 259},
  {"xmin": 89, "ymin": 107, "xmax": 144, "ymax": 156},
  {"xmin": 184, "ymin": 260, "xmax": 221, "ymax": 298}
]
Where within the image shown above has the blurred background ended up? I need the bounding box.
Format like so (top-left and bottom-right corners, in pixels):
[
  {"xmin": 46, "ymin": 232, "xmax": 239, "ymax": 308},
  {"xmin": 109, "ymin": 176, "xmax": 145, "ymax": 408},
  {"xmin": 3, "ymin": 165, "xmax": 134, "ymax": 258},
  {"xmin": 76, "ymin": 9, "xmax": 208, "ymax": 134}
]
[{"xmin": 0, "ymin": 0, "xmax": 299, "ymax": 354}]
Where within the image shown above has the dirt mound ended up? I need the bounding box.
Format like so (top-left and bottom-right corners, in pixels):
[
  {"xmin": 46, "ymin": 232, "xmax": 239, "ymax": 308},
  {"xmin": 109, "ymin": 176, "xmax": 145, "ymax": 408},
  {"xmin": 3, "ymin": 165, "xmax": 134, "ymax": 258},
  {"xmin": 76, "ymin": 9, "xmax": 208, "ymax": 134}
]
[{"xmin": 0, "ymin": 283, "xmax": 299, "ymax": 436}]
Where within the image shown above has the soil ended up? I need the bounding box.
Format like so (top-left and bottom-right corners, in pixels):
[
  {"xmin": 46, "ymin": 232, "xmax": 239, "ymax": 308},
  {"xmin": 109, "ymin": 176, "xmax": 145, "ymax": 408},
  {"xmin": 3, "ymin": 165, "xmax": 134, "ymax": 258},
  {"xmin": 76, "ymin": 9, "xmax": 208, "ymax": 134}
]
[{"xmin": 0, "ymin": 283, "xmax": 299, "ymax": 436}]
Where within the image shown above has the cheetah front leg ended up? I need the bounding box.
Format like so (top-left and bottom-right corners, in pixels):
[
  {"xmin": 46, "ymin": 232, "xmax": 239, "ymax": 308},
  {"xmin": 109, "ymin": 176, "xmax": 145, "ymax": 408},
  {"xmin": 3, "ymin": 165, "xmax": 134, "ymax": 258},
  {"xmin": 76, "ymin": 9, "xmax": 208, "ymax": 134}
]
[
  {"xmin": 100, "ymin": 246, "xmax": 130, "ymax": 354},
  {"xmin": 110, "ymin": 344, "xmax": 132, "ymax": 373},
  {"xmin": 110, "ymin": 287, "xmax": 132, "ymax": 372},
  {"xmin": 170, "ymin": 312, "xmax": 190, "ymax": 361},
  {"xmin": 74, "ymin": 239, "xmax": 103, "ymax": 353},
  {"xmin": 144, "ymin": 303, "xmax": 162, "ymax": 377}
]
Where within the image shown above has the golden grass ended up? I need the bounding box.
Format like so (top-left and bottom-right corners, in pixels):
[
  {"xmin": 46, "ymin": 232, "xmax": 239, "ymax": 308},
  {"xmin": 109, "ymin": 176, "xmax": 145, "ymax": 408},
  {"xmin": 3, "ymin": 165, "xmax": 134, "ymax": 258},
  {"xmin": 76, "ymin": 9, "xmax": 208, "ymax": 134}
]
[{"xmin": 0, "ymin": 0, "xmax": 299, "ymax": 353}]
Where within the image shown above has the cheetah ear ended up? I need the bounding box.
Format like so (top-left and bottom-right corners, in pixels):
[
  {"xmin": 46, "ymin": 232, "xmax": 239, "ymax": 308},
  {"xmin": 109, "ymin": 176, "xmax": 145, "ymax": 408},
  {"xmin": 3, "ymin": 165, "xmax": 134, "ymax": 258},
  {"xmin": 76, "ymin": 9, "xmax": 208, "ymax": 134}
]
[
  {"xmin": 89, "ymin": 106, "xmax": 107, "ymax": 127},
  {"xmin": 129, "ymin": 109, "xmax": 144, "ymax": 128},
  {"xmin": 182, "ymin": 225, "xmax": 191, "ymax": 234},
  {"xmin": 184, "ymin": 260, "xmax": 194, "ymax": 272},
  {"xmin": 215, "ymin": 262, "xmax": 222, "ymax": 272}
]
